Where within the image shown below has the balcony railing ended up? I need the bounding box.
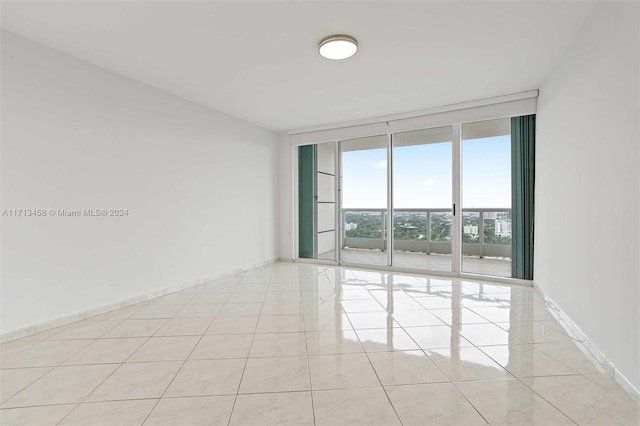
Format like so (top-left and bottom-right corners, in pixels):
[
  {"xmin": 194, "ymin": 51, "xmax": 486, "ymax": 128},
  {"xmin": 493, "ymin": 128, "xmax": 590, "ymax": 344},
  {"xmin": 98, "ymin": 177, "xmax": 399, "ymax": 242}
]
[{"xmin": 342, "ymin": 208, "xmax": 512, "ymax": 259}]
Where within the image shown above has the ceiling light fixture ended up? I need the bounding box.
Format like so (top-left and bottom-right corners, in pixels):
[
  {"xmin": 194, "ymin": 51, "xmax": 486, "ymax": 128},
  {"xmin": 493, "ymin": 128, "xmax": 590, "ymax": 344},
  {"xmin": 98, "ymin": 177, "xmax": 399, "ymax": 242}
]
[{"xmin": 318, "ymin": 35, "xmax": 358, "ymax": 60}]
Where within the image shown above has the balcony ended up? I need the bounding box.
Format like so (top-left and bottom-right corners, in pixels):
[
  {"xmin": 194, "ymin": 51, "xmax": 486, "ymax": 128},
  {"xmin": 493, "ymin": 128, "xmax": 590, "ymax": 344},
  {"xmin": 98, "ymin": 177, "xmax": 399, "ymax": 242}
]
[{"xmin": 337, "ymin": 208, "xmax": 512, "ymax": 277}]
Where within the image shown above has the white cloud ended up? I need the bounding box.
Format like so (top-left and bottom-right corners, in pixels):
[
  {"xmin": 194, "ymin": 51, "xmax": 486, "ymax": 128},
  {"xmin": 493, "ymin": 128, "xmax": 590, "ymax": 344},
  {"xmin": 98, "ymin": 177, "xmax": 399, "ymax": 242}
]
[
  {"xmin": 421, "ymin": 178, "xmax": 437, "ymax": 186},
  {"xmin": 373, "ymin": 160, "xmax": 387, "ymax": 168}
]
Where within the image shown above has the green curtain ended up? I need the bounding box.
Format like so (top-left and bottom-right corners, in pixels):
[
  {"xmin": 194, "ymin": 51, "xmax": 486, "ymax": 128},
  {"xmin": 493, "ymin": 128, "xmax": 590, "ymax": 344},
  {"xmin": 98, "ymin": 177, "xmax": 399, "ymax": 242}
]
[
  {"xmin": 511, "ymin": 115, "xmax": 536, "ymax": 280},
  {"xmin": 298, "ymin": 145, "xmax": 315, "ymax": 258}
]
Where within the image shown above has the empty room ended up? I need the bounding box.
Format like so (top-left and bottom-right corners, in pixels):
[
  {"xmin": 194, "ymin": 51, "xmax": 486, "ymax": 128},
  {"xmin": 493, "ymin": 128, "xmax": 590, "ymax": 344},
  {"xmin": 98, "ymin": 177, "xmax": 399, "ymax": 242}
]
[{"xmin": 1, "ymin": 1, "xmax": 639, "ymax": 425}]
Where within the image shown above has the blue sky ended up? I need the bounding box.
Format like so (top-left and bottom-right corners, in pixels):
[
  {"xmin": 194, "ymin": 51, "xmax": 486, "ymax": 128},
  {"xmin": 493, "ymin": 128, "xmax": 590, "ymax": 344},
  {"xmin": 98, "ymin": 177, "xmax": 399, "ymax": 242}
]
[{"xmin": 342, "ymin": 135, "xmax": 511, "ymax": 209}]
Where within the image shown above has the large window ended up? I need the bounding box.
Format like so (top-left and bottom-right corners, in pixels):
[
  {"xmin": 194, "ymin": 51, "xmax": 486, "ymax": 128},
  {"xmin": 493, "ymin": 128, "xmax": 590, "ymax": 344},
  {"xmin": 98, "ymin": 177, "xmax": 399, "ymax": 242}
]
[{"xmin": 297, "ymin": 114, "xmax": 535, "ymax": 279}]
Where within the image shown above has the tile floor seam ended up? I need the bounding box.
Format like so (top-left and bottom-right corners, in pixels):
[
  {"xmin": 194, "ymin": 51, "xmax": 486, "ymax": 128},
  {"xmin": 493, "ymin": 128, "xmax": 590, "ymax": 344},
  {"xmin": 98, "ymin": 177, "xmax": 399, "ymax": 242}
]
[
  {"xmin": 413, "ymin": 347, "xmax": 457, "ymax": 386},
  {"xmin": 581, "ymin": 372, "xmax": 629, "ymax": 396},
  {"xmin": 0, "ymin": 398, "xmax": 168, "ymax": 425},
  {"xmin": 101, "ymin": 317, "xmax": 170, "ymax": 340},
  {"xmin": 386, "ymin": 309, "xmax": 478, "ymax": 386},
  {"xmin": 389, "ymin": 319, "xmax": 460, "ymax": 387},
  {"xmin": 302, "ymin": 296, "xmax": 318, "ymax": 426},
  {"xmin": 475, "ymin": 342, "xmax": 582, "ymax": 379},
  {"xmin": 49, "ymin": 317, "xmax": 124, "ymax": 342},
  {"xmin": 0, "ymin": 397, "xmax": 162, "ymax": 410},
  {"xmin": 0, "ymin": 342, "xmax": 37, "ymax": 363},
  {"xmin": 225, "ymin": 280, "xmax": 261, "ymax": 426},
  {"xmin": 513, "ymin": 375, "xmax": 580, "ymax": 425},
  {"xmin": 53, "ymin": 318, "xmax": 170, "ymax": 425},
  {"xmin": 139, "ymin": 285, "xmax": 238, "ymax": 426},
  {"xmin": 0, "ymin": 366, "xmax": 55, "ymax": 406},
  {"xmin": 136, "ymin": 302, "xmax": 219, "ymax": 425},
  {"xmin": 356, "ymin": 324, "xmax": 406, "ymax": 426},
  {"xmin": 1, "ymin": 339, "xmax": 99, "ymax": 411},
  {"xmin": 53, "ymin": 388, "xmax": 98, "ymax": 424},
  {"xmin": 446, "ymin": 381, "xmax": 491, "ymax": 425},
  {"xmin": 535, "ymin": 343, "xmax": 600, "ymax": 375},
  {"xmin": 0, "ymin": 399, "xmax": 73, "ymax": 412}
]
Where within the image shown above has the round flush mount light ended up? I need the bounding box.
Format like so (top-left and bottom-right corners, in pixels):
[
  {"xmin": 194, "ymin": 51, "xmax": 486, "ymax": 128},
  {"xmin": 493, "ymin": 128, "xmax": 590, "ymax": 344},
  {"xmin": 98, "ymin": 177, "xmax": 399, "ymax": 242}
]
[{"xmin": 318, "ymin": 35, "xmax": 358, "ymax": 60}]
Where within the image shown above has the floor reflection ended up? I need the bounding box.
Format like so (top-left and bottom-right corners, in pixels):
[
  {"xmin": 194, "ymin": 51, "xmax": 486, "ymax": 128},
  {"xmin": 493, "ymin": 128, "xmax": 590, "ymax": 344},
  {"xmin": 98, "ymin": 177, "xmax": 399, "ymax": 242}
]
[{"xmin": 3, "ymin": 261, "xmax": 636, "ymax": 425}]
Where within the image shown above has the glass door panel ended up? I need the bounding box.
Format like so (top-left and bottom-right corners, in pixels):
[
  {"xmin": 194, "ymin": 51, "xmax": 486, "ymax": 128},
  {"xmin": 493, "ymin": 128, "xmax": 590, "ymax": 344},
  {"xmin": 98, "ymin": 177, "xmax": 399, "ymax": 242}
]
[
  {"xmin": 316, "ymin": 142, "xmax": 337, "ymax": 260},
  {"xmin": 340, "ymin": 135, "xmax": 388, "ymax": 266},
  {"xmin": 298, "ymin": 141, "xmax": 337, "ymax": 261},
  {"xmin": 392, "ymin": 126, "xmax": 453, "ymax": 271},
  {"xmin": 461, "ymin": 118, "xmax": 512, "ymax": 277}
]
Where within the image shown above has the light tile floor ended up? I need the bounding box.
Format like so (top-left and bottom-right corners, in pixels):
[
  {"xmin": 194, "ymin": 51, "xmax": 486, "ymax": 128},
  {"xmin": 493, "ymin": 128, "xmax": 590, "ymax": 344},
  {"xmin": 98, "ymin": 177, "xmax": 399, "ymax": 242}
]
[{"xmin": 1, "ymin": 262, "xmax": 639, "ymax": 425}]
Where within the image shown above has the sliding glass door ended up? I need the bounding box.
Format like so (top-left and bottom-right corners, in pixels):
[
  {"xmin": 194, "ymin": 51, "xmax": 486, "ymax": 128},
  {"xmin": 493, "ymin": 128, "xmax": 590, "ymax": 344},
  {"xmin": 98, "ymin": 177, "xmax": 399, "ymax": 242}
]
[
  {"xmin": 339, "ymin": 135, "xmax": 388, "ymax": 267},
  {"xmin": 392, "ymin": 126, "xmax": 453, "ymax": 272},
  {"xmin": 298, "ymin": 114, "xmax": 533, "ymax": 279},
  {"xmin": 461, "ymin": 118, "xmax": 512, "ymax": 277}
]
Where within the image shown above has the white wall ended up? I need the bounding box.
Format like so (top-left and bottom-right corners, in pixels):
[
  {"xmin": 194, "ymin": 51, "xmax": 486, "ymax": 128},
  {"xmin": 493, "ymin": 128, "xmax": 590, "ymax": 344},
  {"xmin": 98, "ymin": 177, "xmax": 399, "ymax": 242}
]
[
  {"xmin": 1, "ymin": 32, "xmax": 279, "ymax": 335},
  {"xmin": 278, "ymin": 134, "xmax": 295, "ymax": 259},
  {"xmin": 536, "ymin": 2, "xmax": 640, "ymax": 390}
]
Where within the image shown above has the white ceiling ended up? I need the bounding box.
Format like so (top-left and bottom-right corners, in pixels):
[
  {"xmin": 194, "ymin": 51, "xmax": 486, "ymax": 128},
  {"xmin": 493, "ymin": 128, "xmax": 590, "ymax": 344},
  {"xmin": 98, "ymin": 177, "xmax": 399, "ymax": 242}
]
[{"xmin": 1, "ymin": 1, "xmax": 596, "ymax": 132}]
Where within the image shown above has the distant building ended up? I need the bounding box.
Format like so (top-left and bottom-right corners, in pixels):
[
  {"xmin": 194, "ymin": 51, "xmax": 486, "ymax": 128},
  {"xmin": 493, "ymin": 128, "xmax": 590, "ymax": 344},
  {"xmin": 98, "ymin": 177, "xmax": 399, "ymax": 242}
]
[
  {"xmin": 464, "ymin": 225, "xmax": 479, "ymax": 235},
  {"xmin": 345, "ymin": 222, "xmax": 358, "ymax": 231},
  {"xmin": 495, "ymin": 219, "xmax": 512, "ymax": 237}
]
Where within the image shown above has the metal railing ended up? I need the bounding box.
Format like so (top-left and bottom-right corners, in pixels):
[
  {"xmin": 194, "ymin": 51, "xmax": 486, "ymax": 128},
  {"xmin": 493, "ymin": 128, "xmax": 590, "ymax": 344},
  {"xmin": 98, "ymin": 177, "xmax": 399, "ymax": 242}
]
[{"xmin": 341, "ymin": 208, "xmax": 512, "ymax": 258}]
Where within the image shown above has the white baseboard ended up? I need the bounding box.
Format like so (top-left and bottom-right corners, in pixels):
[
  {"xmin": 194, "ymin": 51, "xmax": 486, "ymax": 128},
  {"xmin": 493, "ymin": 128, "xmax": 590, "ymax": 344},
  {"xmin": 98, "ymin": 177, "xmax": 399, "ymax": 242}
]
[
  {"xmin": 533, "ymin": 282, "xmax": 640, "ymax": 402},
  {"xmin": 0, "ymin": 258, "xmax": 279, "ymax": 344}
]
